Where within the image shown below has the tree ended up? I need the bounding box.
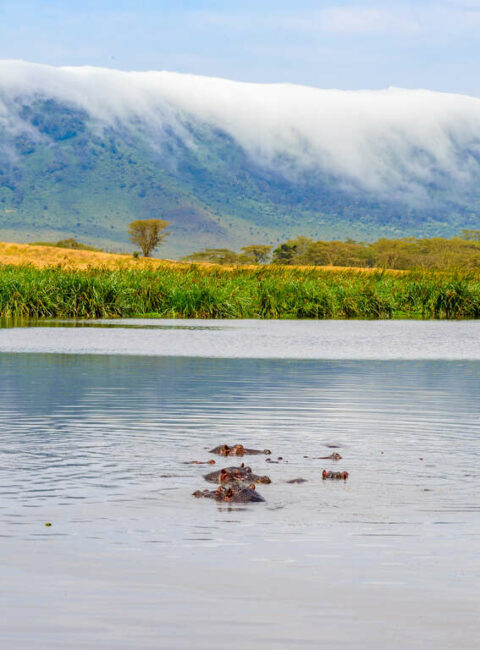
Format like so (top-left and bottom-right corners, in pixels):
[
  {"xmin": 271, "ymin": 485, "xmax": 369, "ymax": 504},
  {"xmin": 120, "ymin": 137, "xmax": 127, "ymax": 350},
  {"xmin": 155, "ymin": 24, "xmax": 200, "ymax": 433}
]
[
  {"xmin": 183, "ymin": 248, "xmax": 242, "ymax": 265},
  {"xmin": 272, "ymin": 242, "xmax": 298, "ymax": 264},
  {"xmin": 128, "ymin": 219, "xmax": 170, "ymax": 257},
  {"xmin": 240, "ymin": 245, "xmax": 272, "ymax": 264}
]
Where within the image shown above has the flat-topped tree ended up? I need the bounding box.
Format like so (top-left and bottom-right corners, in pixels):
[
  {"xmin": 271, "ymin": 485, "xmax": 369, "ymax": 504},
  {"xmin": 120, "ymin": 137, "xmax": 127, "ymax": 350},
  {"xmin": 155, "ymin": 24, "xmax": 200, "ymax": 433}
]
[
  {"xmin": 240, "ymin": 245, "xmax": 272, "ymax": 264},
  {"xmin": 128, "ymin": 219, "xmax": 170, "ymax": 257}
]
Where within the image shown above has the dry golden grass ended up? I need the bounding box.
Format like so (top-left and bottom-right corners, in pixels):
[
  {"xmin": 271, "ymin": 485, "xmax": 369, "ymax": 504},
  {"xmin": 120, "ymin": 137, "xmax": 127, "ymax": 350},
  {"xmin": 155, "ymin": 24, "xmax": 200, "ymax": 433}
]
[
  {"xmin": 0, "ymin": 242, "xmax": 182, "ymax": 270},
  {"xmin": 0, "ymin": 241, "xmax": 402, "ymax": 274}
]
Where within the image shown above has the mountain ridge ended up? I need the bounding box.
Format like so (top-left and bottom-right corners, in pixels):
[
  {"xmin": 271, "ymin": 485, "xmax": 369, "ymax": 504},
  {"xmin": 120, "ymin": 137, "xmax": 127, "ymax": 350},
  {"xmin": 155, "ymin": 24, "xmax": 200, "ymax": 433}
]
[{"xmin": 1, "ymin": 60, "xmax": 480, "ymax": 256}]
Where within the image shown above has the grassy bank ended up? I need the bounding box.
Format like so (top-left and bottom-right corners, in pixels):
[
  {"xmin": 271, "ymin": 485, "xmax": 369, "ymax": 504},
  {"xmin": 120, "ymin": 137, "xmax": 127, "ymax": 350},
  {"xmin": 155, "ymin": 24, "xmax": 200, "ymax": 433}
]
[{"xmin": 1, "ymin": 264, "xmax": 480, "ymax": 319}]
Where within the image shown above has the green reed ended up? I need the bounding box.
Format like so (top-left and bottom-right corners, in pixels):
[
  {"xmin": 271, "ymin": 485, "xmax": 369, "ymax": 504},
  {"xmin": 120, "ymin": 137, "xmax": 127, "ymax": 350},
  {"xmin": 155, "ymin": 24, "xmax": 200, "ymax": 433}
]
[{"xmin": 1, "ymin": 264, "xmax": 480, "ymax": 319}]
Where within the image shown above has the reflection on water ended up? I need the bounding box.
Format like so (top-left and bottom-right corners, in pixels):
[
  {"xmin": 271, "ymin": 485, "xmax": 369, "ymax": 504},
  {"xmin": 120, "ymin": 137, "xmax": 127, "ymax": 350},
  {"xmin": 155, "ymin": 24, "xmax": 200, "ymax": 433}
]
[
  {"xmin": 0, "ymin": 354, "xmax": 479, "ymax": 649},
  {"xmin": 2, "ymin": 318, "xmax": 480, "ymax": 359},
  {"xmin": 0, "ymin": 316, "xmax": 227, "ymax": 330}
]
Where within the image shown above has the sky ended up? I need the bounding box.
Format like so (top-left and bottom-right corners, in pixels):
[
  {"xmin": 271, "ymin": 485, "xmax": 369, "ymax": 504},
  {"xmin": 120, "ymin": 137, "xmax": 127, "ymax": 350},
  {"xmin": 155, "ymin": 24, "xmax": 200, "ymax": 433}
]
[{"xmin": 1, "ymin": 0, "xmax": 480, "ymax": 96}]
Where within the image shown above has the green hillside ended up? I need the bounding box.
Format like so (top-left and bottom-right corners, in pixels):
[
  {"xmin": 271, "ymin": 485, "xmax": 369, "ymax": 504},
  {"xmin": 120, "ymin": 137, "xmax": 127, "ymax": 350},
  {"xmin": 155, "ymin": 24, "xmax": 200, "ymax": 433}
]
[{"xmin": 1, "ymin": 98, "xmax": 480, "ymax": 257}]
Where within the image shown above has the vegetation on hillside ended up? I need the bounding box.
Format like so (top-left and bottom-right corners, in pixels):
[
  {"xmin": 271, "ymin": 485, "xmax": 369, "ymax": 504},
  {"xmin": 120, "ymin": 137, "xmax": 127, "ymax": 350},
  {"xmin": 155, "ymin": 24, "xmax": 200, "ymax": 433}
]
[{"xmin": 1, "ymin": 264, "xmax": 480, "ymax": 320}]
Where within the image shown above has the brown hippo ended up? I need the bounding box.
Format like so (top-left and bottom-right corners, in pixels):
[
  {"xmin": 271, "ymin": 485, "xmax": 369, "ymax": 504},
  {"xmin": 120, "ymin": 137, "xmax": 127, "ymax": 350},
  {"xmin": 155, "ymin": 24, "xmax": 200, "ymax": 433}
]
[
  {"xmin": 183, "ymin": 460, "xmax": 216, "ymax": 465},
  {"xmin": 209, "ymin": 444, "xmax": 272, "ymax": 457},
  {"xmin": 318, "ymin": 453, "xmax": 342, "ymax": 460},
  {"xmin": 322, "ymin": 470, "xmax": 349, "ymax": 480},
  {"xmin": 203, "ymin": 465, "xmax": 271, "ymax": 485},
  {"xmin": 193, "ymin": 483, "xmax": 266, "ymax": 503}
]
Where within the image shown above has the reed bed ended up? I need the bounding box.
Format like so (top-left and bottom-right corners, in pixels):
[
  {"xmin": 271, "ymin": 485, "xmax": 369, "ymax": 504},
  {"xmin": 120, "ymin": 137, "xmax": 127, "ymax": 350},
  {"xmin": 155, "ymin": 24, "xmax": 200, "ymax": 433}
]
[{"xmin": 1, "ymin": 264, "xmax": 480, "ymax": 320}]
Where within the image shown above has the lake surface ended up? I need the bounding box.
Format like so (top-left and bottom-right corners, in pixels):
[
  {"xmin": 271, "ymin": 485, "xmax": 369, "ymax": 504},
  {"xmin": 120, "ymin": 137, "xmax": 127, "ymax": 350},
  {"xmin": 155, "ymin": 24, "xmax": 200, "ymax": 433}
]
[
  {"xmin": 2, "ymin": 318, "xmax": 480, "ymax": 358},
  {"xmin": 0, "ymin": 321, "xmax": 479, "ymax": 649}
]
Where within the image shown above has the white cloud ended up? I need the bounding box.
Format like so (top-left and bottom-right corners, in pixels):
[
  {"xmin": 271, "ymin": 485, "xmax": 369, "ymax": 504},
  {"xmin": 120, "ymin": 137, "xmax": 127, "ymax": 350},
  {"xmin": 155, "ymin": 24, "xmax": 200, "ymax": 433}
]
[{"xmin": 1, "ymin": 60, "xmax": 480, "ymax": 201}]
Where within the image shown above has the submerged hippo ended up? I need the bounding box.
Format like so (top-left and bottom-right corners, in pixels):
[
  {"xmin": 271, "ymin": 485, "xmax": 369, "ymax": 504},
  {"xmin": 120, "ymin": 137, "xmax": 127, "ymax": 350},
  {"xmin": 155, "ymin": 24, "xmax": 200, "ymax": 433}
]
[
  {"xmin": 318, "ymin": 453, "xmax": 342, "ymax": 460},
  {"xmin": 209, "ymin": 444, "xmax": 272, "ymax": 457},
  {"xmin": 203, "ymin": 465, "xmax": 271, "ymax": 485},
  {"xmin": 184, "ymin": 460, "xmax": 216, "ymax": 465},
  {"xmin": 322, "ymin": 470, "xmax": 349, "ymax": 480},
  {"xmin": 193, "ymin": 483, "xmax": 266, "ymax": 503}
]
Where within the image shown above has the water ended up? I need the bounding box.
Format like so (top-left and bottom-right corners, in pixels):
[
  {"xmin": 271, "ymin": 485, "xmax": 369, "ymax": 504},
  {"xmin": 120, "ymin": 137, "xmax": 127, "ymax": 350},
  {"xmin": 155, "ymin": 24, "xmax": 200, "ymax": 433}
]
[
  {"xmin": 1, "ymin": 318, "xmax": 480, "ymax": 358},
  {"xmin": 0, "ymin": 321, "xmax": 479, "ymax": 649}
]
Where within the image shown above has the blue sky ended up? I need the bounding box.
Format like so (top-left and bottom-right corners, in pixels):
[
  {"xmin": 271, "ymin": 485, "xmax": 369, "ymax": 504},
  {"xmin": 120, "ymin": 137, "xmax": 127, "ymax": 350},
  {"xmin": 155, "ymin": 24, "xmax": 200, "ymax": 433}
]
[{"xmin": 1, "ymin": 0, "xmax": 480, "ymax": 95}]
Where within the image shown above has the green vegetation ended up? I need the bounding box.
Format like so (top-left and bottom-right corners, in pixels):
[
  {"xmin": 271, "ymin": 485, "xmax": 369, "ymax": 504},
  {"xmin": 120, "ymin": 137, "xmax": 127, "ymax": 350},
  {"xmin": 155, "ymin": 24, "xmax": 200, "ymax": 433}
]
[
  {"xmin": 30, "ymin": 238, "xmax": 103, "ymax": 252},
  {"xmin": 186, "ymin": 233, "xmax": 480, "ymax": 270},
  {"xmin": 1, "ymin": 264, "xmax": 480, "ymax": 319}
]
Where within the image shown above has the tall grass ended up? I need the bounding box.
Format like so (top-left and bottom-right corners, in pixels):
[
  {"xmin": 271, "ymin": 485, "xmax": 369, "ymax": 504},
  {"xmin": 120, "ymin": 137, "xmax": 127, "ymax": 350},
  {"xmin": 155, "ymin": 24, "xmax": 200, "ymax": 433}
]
[{"xmin": 1, "ymin": 264, "xmax": 480, "ymax": 319}]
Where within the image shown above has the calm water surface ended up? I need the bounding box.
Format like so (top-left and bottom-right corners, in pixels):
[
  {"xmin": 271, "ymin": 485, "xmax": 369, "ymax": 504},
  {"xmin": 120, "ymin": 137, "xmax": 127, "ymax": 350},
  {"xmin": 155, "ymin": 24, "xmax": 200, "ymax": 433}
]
[{"xmin": 0, "ymin": 321, "xmax": 479, "ymax": 649}]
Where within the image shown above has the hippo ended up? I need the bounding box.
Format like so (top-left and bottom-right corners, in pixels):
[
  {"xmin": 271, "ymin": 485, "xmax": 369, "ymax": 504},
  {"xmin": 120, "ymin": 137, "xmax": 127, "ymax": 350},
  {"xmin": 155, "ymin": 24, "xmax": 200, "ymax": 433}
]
[
  {"xmin": 184, "ymin": 460, "xmax": 216, "ymax": 465},
  {"xmin": 203, "ymin": 464, "xmax": 271, "ymax": 485},
  {"xmin": 209, "ymin": 444, "xmax": 272, "ymax": 457},
  {"xmin": 318, "ymin": 453, "xmax": 342, "ymax": 460},
  {"xmin": 286, "ymin": 478, "xmax": 308, "ymax": 484},
  {"xmin": 192, "ymin": 483, "xmax": 266, "ymax": 503},
  {"xmin": 322, "ymin": 470, "xmax": 349, "ymax": 480}
]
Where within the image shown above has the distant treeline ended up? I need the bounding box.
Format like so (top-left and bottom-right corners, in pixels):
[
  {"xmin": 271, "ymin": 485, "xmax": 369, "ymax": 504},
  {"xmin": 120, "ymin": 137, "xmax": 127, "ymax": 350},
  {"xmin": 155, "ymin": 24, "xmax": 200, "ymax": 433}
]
[
  {"xmin": 31, "ymin": 238, "xmax": 103, "ymax": 252},
  {"xmin": 184, "ymin": 230, "xmax": 480, "ymax": 270},
  {"xmin": 2, "ymin": 265, "xmax": 480, "ymax": 320}
]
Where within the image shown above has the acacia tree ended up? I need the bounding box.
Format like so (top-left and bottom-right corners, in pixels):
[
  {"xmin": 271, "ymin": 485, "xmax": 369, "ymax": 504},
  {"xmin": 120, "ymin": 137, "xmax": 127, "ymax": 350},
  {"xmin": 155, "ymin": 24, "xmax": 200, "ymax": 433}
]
[
  {"xmin": 240, "ymin": 245, "xmax": 272, "ymax": 264},
  {"xmin": 184, "ymin": 248, "xmax": 242, "ymax": 264},
  {"xmin": 128, "ymin": 219, "xmax": 170, "ymax": 257}
]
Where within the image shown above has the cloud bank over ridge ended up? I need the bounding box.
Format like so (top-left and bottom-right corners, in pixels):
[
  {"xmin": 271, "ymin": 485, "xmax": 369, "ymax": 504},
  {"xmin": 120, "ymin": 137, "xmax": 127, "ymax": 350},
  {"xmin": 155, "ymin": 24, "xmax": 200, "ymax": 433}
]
[{"xmin": 2, "ymin": 60, "xmax": 480, "ymax": 202}]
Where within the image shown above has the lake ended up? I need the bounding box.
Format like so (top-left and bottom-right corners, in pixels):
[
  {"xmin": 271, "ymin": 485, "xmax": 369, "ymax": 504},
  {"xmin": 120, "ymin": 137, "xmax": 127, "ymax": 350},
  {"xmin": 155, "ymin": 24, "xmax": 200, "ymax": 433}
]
[{"xmin": 0, "ymin": 320, "xmax": 479, "ymax": 649}]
